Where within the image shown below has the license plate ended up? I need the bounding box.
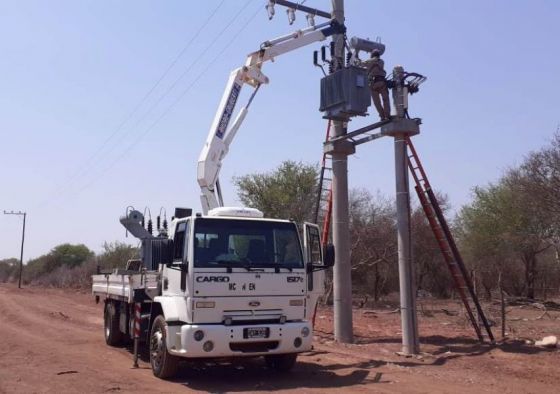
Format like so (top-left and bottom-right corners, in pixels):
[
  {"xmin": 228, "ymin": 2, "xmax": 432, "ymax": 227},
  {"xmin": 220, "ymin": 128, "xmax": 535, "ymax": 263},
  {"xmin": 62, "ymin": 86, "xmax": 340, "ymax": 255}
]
[{"xmin": 244, "ymin": 327, "xmax": 269, "ymax": 339}]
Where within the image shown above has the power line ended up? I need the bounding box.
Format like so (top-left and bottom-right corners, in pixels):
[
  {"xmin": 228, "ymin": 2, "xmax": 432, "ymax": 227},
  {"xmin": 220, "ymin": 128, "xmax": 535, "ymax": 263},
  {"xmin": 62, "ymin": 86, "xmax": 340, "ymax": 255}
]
[
  {"xmin": 36, "ymin": 0, "xmax": 226, "ymax": 208},
  {"xmin": 70, "ymin": 0, "xmax": 255, "ymax": 183},
  {"xmin": 72, "ymin": 3, "xmax": 263, "ymax": 198}
]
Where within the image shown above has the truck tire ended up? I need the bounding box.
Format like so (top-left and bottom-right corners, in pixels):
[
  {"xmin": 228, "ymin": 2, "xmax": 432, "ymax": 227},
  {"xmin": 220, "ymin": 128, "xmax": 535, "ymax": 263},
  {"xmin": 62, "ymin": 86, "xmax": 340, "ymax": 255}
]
[
  {"xmin": 265, "ymin": 353, "xmax": 298, "ymax": 372},
  {"xmin": 104, "ymin": 301, "xmax": 123, "ymax": 347},
  {"xmin": 149, "ymin": 315, "xmax": 179, "ymax": 379}
]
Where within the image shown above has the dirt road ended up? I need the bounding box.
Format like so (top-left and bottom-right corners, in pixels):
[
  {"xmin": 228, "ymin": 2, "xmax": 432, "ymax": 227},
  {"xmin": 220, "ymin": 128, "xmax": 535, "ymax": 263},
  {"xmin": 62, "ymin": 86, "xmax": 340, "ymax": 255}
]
[{"xmin": 0, "ymin": 284, "xmax": 558, "ymax": 393}]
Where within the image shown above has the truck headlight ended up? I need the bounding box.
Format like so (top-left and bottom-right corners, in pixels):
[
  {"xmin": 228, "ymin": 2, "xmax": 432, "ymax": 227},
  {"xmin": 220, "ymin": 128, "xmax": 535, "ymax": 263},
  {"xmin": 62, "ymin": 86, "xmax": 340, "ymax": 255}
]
[
  {"xmin": 289, "ymin": 299, "xmax": 304, "ymax": 306},
  {"xmin": 203, "ymin": 340, "xmax": 214, "ymax": 352},
  {"xmin": 301, "ymin": 327, "xmax": 310, "ymax": 337},
  {"xmin": 196, "ymin": 301, "xmax": 215, "ymax": 308},
  {"xmin": 194, "ymin": 330, "xmax": 205, "ymax": 341}
]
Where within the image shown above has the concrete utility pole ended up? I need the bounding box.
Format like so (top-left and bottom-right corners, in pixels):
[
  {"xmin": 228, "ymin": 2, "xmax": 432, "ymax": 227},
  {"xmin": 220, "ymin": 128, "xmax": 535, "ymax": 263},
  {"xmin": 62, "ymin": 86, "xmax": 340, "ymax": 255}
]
[
  {"xmin": 383, "ymin": 66, "xmax": 420, "ymax": 354},
  {"xmin": 330, "ymin": 0, "xmax": 354, "ymax": 343},
  {"xmin": 3, "ymin": 210, "xmax": 27, "ymax": 289},
  {"xmin": 394, "ymin": 136, "xmax": 419, "ymax": 353}
]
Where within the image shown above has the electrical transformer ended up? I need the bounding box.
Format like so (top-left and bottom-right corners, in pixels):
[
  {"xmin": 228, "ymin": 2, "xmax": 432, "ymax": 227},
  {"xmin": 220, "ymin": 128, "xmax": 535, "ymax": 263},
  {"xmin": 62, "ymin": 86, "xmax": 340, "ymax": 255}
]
[
  {"xmin": 142, "ymin": 238, "xmax": 173, "ymax": 271},
  {"xmin": 320, "ymin": 66, "xmax": 371, "ymax": 120}
]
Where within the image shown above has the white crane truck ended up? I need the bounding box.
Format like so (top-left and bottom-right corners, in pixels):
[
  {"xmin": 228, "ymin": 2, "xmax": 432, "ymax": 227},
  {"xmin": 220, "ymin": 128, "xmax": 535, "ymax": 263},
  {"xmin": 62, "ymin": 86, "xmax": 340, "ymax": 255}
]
[
  {"xmin": 93, "ymin": 207, "xmax": 333, "ymax": 378},
  {"xmin": 92, "ymin": 19, "xmax": 344, "ymax": 379}
]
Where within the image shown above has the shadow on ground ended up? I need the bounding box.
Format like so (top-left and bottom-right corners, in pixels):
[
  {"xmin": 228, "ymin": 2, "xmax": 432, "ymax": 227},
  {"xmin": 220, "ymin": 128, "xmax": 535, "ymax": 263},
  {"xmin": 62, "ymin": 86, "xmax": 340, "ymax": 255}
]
[
  {"xmin": 123, "ymin": 344, "xmax": 380, "ymax": 391},
  {"xmin": 170, "ymin": 358, "xmax": 381, "ymax": 392},
  {"xmin": 124, "ymin": 333, "xmax": 556, "ymax": 391}
]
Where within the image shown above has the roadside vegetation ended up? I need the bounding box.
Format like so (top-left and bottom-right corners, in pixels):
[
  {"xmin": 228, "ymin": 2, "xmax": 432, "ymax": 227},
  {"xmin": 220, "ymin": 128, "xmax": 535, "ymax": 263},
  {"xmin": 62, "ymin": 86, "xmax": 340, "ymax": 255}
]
[
  {"xmin": 0, "ymin": 242, "xmax": 138, "ymax": 288},
  {"xmin": 2, "ymin": 133, "xmax": 560, "ymax": 300},
  {"xmin": 234, "ymin": 132, "xmax": 560, "ymax": 303}
]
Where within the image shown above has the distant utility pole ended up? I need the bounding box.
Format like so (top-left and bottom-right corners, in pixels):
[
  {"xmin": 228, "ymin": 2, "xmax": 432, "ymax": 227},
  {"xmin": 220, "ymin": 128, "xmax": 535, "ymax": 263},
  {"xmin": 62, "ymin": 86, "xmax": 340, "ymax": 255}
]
[
  {"xmin": 4, "ymin": 210, "xmax": 27, "ymax": 289},
  {"xmin": 330, "ymin": 0, "xmax": 354, "ymax": 343}
]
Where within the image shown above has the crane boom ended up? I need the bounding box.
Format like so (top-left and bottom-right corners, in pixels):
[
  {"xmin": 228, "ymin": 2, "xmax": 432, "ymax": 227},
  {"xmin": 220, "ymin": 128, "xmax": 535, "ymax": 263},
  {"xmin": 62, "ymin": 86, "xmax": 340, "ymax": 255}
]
[{"xmin": 197, "ymin": 20, "xmax": 345, "ymax": 214}]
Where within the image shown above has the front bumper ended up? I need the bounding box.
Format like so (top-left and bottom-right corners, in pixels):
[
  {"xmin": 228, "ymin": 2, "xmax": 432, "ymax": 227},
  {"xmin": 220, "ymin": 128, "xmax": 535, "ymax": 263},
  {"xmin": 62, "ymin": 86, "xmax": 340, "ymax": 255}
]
[{"xmin": 167, "ymin": 321, "xmax": 312, "ymax": 358}]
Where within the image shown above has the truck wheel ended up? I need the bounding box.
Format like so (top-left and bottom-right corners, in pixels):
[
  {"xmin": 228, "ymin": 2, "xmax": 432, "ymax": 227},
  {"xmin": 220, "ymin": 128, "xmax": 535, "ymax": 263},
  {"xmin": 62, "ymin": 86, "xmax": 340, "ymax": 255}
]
[
  {"xmin": 149, "ymin": 315, "xmax": 179, "ymax": 379},
  {"xmin": 104, "ymin": 301, "xmax": 123, "ymax": 346},
  {"xmin": 265, "ymin": 353, "xmax": 298, "ymax": 372}
]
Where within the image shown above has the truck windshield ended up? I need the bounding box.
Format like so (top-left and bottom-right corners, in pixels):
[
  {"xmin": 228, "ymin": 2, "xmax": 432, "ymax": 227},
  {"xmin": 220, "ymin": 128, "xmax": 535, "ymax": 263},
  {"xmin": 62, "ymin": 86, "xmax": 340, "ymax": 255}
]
[{"xmin": 193, "ymin": 218, "xmax": 304, "ymax": 269}]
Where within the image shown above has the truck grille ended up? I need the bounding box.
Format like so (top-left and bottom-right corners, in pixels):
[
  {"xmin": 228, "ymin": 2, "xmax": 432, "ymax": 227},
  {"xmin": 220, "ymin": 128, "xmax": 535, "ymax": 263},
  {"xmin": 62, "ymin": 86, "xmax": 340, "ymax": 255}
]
[
  {"xmin": 223, "ymin": 309, "xmax": 283, "ymax": 325},
  {"xmin": 226, "ymin": 318, "xmax": 281, "ymax": 326},
  {"xmin": 229, "ymin": 341, "xmax": 279, "ymax": 353}
]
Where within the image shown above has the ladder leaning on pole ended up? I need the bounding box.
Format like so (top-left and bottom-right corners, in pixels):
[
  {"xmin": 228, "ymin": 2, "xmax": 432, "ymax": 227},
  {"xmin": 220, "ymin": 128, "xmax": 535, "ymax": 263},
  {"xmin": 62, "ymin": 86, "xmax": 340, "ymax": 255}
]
[
  {"xmin": 312, "ymin": 120, "xmax": 334, "ymax": 329},
  {"xmin": 405, "ymin": 135, "xmax": 495, "ymax": 343},
  {"xmin": 314, "ymin": 118, "xmax": 389, "ymax": 245},
  {"xmin": 314, "ymin": 120, "xmax": 334, "ymax": 246}
]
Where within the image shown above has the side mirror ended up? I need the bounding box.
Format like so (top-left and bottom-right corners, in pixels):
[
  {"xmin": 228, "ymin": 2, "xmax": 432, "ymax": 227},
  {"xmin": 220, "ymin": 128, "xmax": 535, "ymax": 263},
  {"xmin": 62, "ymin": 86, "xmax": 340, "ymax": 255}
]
[
  {"xmin": 306, "ymin": 261, "xmax": 314, "ymax": 274},
  {"xmin": 323, "ymin": 243, "xmax": 335, "ymax": 268}
]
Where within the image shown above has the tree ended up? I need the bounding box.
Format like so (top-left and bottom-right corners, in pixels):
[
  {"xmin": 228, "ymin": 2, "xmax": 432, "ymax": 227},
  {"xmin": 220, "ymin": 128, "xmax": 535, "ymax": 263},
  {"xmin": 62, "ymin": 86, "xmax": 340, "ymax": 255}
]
[
  {"xmin": 48, "ymin": 244, "xmax": 94, "ymax": 270},
  {"xmin": 519, "ymin": 132, "xmax": 560, "ymax": 222},
  {"xmin": 411, "ymin": 193, "xmax": 452, "ymax": 298},
  {"xmin": 98, "ymin": 242, "xmax": 139, "ymax": 269},
  {"xmin": 505, "ymin": 169, "xmax": 554, "ymax": 298},
  {"xmin": 0, "ymin": 258, "xmax": 18, "ymax": 283},
  {"xmin": 233, "ymin": 161, "xmax": 318, "ymax": 223},
  {"xmin": 519, "ymin": 132, "xmax": 560, "ymax": 264},
  {"xmin": 23, "ymin": 243, "xmax": 94, "ymax": 283},
  {"xmin": 348, "ymin": 189, "xmax": 397, "ymax": 302},
  {"xmin": 457, "ymin": 169, "xmax": 552, "ymax": 298}
]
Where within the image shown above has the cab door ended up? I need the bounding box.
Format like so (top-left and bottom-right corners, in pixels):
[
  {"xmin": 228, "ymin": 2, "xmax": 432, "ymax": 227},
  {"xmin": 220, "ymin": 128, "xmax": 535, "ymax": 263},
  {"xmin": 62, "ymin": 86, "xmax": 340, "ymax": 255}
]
[
  {"xmin": 163, "ymin": 220, "xmax": 190, "ymax": 296},
  {"xmin": 303, "ymin": 222, "xmax": 325, "ymax": 320}
]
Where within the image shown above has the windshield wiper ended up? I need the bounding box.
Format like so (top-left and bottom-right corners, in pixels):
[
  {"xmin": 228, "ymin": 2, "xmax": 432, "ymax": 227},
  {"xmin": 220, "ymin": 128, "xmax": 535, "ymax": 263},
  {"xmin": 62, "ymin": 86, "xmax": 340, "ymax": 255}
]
[
  {"xmin": 274, "ymin": 266, "xmax": 293, "ymax": 273},
  {"xmin": 241, "ymin": 265, "xmax": 266, "ymax": 272},
  {"xmin": 214, "ymin": 259, "xmax": 239, "ymax": 265},
  {"xmin": 213, "ymin": 260, "xmax": 262, "ymax": 272}
]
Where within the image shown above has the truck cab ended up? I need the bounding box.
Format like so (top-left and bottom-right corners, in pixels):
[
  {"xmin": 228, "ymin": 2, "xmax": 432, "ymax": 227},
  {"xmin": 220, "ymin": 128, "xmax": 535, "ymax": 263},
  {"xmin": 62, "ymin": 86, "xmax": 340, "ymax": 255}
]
[{"xmin": 93, "ymin": 206, "xmax": 333, "ymax": 378}]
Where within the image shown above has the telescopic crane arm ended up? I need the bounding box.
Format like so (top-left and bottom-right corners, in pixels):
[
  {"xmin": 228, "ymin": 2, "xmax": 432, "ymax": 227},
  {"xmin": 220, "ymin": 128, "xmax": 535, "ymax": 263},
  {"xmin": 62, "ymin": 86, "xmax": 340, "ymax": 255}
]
[{"xmin": 197, "ymin": 20, "xmax": 344, "ymax": 214}]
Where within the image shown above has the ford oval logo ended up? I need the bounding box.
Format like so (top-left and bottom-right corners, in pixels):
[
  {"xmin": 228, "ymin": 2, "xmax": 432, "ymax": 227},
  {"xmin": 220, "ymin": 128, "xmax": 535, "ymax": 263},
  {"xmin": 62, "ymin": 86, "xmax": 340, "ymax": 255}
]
[{"xmin": 248, "ymin": 301, "xmax": 260, "ymax": 307}]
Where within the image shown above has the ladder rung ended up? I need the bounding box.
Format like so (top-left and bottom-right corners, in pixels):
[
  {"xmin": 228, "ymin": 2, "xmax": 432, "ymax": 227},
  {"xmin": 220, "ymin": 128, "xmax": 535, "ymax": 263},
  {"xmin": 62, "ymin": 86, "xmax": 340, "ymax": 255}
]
[
  {"xmin": 434, "ymin": 231, "xmax": 446, "ymax": 239},
  {"xmin": 426, "ymin": 210, "xmax": 437, "ymax": 219}
]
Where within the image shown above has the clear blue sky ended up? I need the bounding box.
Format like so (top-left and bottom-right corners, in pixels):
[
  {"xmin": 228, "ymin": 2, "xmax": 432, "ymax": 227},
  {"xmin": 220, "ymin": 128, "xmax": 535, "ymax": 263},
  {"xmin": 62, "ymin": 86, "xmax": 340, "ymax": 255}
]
[{"xmin": 1, "ymin": 0, "xmax": 559, "ymax": 260}]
